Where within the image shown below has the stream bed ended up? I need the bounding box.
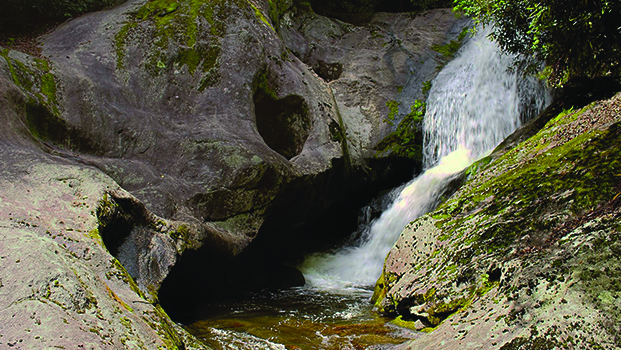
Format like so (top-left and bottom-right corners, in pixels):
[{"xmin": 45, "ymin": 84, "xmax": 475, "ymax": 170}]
[{"xmin": 185, "ymin": 287, "xmax": 415, "ymax": 349}]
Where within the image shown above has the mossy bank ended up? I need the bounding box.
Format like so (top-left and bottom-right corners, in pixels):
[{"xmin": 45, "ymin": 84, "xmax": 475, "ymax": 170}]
[{"xmin": 374, "ymin": 91, "xmax": 621, "ymax": 349}]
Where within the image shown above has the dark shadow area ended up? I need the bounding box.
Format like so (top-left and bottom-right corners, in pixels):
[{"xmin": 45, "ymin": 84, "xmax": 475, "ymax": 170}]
[
  {"xmin": 158, "ymin": 156, "xmax": 420, "ymax": 323},
  {"xmin": 254, "ymin": 89, "xmax": 311, "ymax": 160},
  {"xmin": 97, "ymin": 194, "xmax": 151, "ymax": 257},
  {"xmin": 303, "ymin": 0, "xmax": 451, "ymax": 25},
  {"xmin": 246, "ymin": 157, "xmax": 420, "ymax": 264},
  {"xmin": 21, "ymin": 98, "xmax": 104, "ymax": 155},
  {"xmin": 487, "ymin": 267, "xmax": 502, "ymax": 282},
  {"xmin": 0, "ymin": 0, "xmax": 124, "ymax": 33},
  {"xmin": 157, "ymin": 244, "xmax": 305, "ymax": 323},
  {"xmin": 313, "ymin": 61, "xmax": 343, "ymax": 82}
]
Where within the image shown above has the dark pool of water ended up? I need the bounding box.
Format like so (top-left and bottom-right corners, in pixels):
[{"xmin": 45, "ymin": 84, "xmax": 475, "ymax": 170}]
[{"xmin": 184, "ymin": 286, "xmax": 416, "ymax": 349}]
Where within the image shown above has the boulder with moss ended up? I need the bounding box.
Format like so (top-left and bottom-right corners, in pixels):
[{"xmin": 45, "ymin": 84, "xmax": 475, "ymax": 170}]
[
  {"xmin": 373, "ymin": 92, "xmax": 621, "ymax": 349},
  {"xmin": 29, "ymin": 0, "xmax": 467, "ymax": 289}
]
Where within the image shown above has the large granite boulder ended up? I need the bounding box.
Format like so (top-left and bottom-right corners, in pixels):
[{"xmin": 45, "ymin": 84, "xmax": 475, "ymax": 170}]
[
  {"xmin": 34, "ymin": 0, "xmax": 465, "ymax": 290},
  {"xmin": 0, "ymin": 53, "xmax": 206, "ymax": 348},
  {"xmin": 374, "ymin": 92, "xmax": 621, "ymax": 349},
  {"xmin": 1, "ymin": 0, "xmax": 466, "ymax": 346}
]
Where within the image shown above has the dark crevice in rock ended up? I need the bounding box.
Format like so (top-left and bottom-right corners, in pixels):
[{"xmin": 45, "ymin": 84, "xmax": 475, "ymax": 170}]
[
  {"xmin": 157, "ymin": 243, "xmax": 305, "ymax": 323},
  {"xmin": 253, "ymin": 87, "xmax": 311, "ymax": 160},
  {"xmin": 97, "ymin": 195, "xmax": 139, "ymax": 257},
  {"xmin": 487, "ymin": 267, "xmax": 502, "ymax": 282},
  {"xmin": 96, "ymin": 193, "xmax": 154, "ymax": 262},
  {"xmin": 312, "ymin": 61, "xmax": 343, "ymax": 82},
  {"xmin": 97, "ymin": 193, "xmax": 177, "ymax": 295},
  {"xmin": 157, "ymin": 156, "xmax": 419, "ymax": 323}
]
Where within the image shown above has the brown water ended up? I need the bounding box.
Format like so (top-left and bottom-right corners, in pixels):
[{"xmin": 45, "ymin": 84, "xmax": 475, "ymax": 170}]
[{"xmin": 184, "ymin": 287, "xmax": 416, "ymax": 349}]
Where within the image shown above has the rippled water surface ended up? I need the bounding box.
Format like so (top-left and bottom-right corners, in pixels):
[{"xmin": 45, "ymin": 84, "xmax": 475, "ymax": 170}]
[{"xmin": 186, "ymin": 287, "xmax": 417, "ymax": 349}]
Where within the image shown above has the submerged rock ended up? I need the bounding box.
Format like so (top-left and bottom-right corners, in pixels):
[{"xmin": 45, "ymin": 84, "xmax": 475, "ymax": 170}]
[{"xmin": 374, "ymin": 92, "xmax": 621, "ymax": 349}]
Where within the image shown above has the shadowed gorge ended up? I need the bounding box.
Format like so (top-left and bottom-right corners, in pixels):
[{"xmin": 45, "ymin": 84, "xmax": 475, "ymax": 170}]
[
  {"xmin": 158, "ymin": 155, "xmax": 419, "ymax": 323},
  {"xmin": 1, "ymin": 0, "xmax": 620, "ymax": 348}
]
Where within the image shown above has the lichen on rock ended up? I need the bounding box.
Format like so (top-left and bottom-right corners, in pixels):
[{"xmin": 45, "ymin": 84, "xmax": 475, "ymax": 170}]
[{"xmin": 375, "ymin": 92, "xmax": 621, "ymax": 349}]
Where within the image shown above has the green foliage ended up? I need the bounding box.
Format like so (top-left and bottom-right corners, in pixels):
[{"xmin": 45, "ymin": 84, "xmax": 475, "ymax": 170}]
[
  {"xmin": 375, "ymin": 100, "xmax": 426, "ymax": 159},
  {"xmin": 454, "ymin": 0, "xmax": 621, "ymax": 86}
]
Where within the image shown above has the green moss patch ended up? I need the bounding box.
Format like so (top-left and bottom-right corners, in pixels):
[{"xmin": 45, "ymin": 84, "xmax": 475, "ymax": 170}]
[
  {"xmin": 1, "ymin": 49, "xmax": 59, "ymax": 114},
  {"xmin": 432, "ymin": 26, "xmax": 471, "ymax": 61},
  {"xmin": 114, "ymin": 0, "xmax": 240, "ymax": 85},
  {"xmin": 0, "ymin": 49, "xmax": 88, "ymax": 150},
  {"xmin": 374, "ymin": 99, "xmax": 425, "ymax": 160}
]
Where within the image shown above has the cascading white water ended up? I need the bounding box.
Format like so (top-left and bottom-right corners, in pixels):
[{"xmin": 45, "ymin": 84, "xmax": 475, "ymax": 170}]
[
  {"xmin": 423, "ymin": 27, "xmax": 548, "ymax": 167},
  {"xmin": 300, "ymin": 27, "xmax": 549, "ymax": 290}
]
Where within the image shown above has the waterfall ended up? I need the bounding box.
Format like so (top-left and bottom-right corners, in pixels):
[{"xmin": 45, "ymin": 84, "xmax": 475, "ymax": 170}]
[
  {"xmin": 423, "ymin": 27, "xmax": 549, "ymax": 167},
  {"xmin": 300, "ymin": 27, "xmax": 550, "ymax": 290}
]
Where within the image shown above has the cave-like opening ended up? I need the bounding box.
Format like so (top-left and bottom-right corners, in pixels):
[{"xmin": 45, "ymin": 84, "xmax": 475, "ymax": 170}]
[{"xmin": 157, "ymin": 156, "xmax": 419, "ymax": 323}]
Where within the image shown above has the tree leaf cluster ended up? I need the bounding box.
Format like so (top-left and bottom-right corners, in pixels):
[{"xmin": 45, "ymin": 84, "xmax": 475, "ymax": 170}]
[{"xmin": 453, "ymin": 0, "xmax": 621, "ymax": 86}]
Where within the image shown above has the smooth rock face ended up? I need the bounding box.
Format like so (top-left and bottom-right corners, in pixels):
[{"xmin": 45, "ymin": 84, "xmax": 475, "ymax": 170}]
[
  {"xmin": 36, "ymin": 0, "xmax": 463, "ymax": 284},
  {"xmin": 0, "ymin": 67, "xmax": 200, "ymax": 348},
  {"xmin": 38, "ymin": 0, "xmax": 462, "ymax": 243},
  {"xmin": 1, "ymin": 0, "xmax": 464, "ymax": 347},
  {"xmin": 280, "ymin": 8, "xmax": 465, "ymax": 160},
  {"xmin": 375, "ymin": 93, "xmax": 621, "ymax": 349}
]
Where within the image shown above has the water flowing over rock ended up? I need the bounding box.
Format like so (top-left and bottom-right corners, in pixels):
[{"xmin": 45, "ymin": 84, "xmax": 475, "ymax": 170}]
[
  {"xmin": 3, "ymin": 0, "xmax": 619, "ymax": 346},
  {"xmin": 422, "ymin": 27, "xmax": 549, "ymax": 167},
  {"xmin": 300, "ymin": 27, "xmax": 548, "ymax": 290},
  {"xmin": 373, "ymin": 58, "xmax": 621, "ymax": 350}
]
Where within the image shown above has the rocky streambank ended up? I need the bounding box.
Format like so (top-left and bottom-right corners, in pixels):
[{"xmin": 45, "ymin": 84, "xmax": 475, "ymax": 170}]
[
  {"xmin": 374, "ymin": 85, "xmax": 621, "ymax": 349},
  {"xmin": 1, "ymin": 0, "xmax": 465, "ymax": 347}
]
